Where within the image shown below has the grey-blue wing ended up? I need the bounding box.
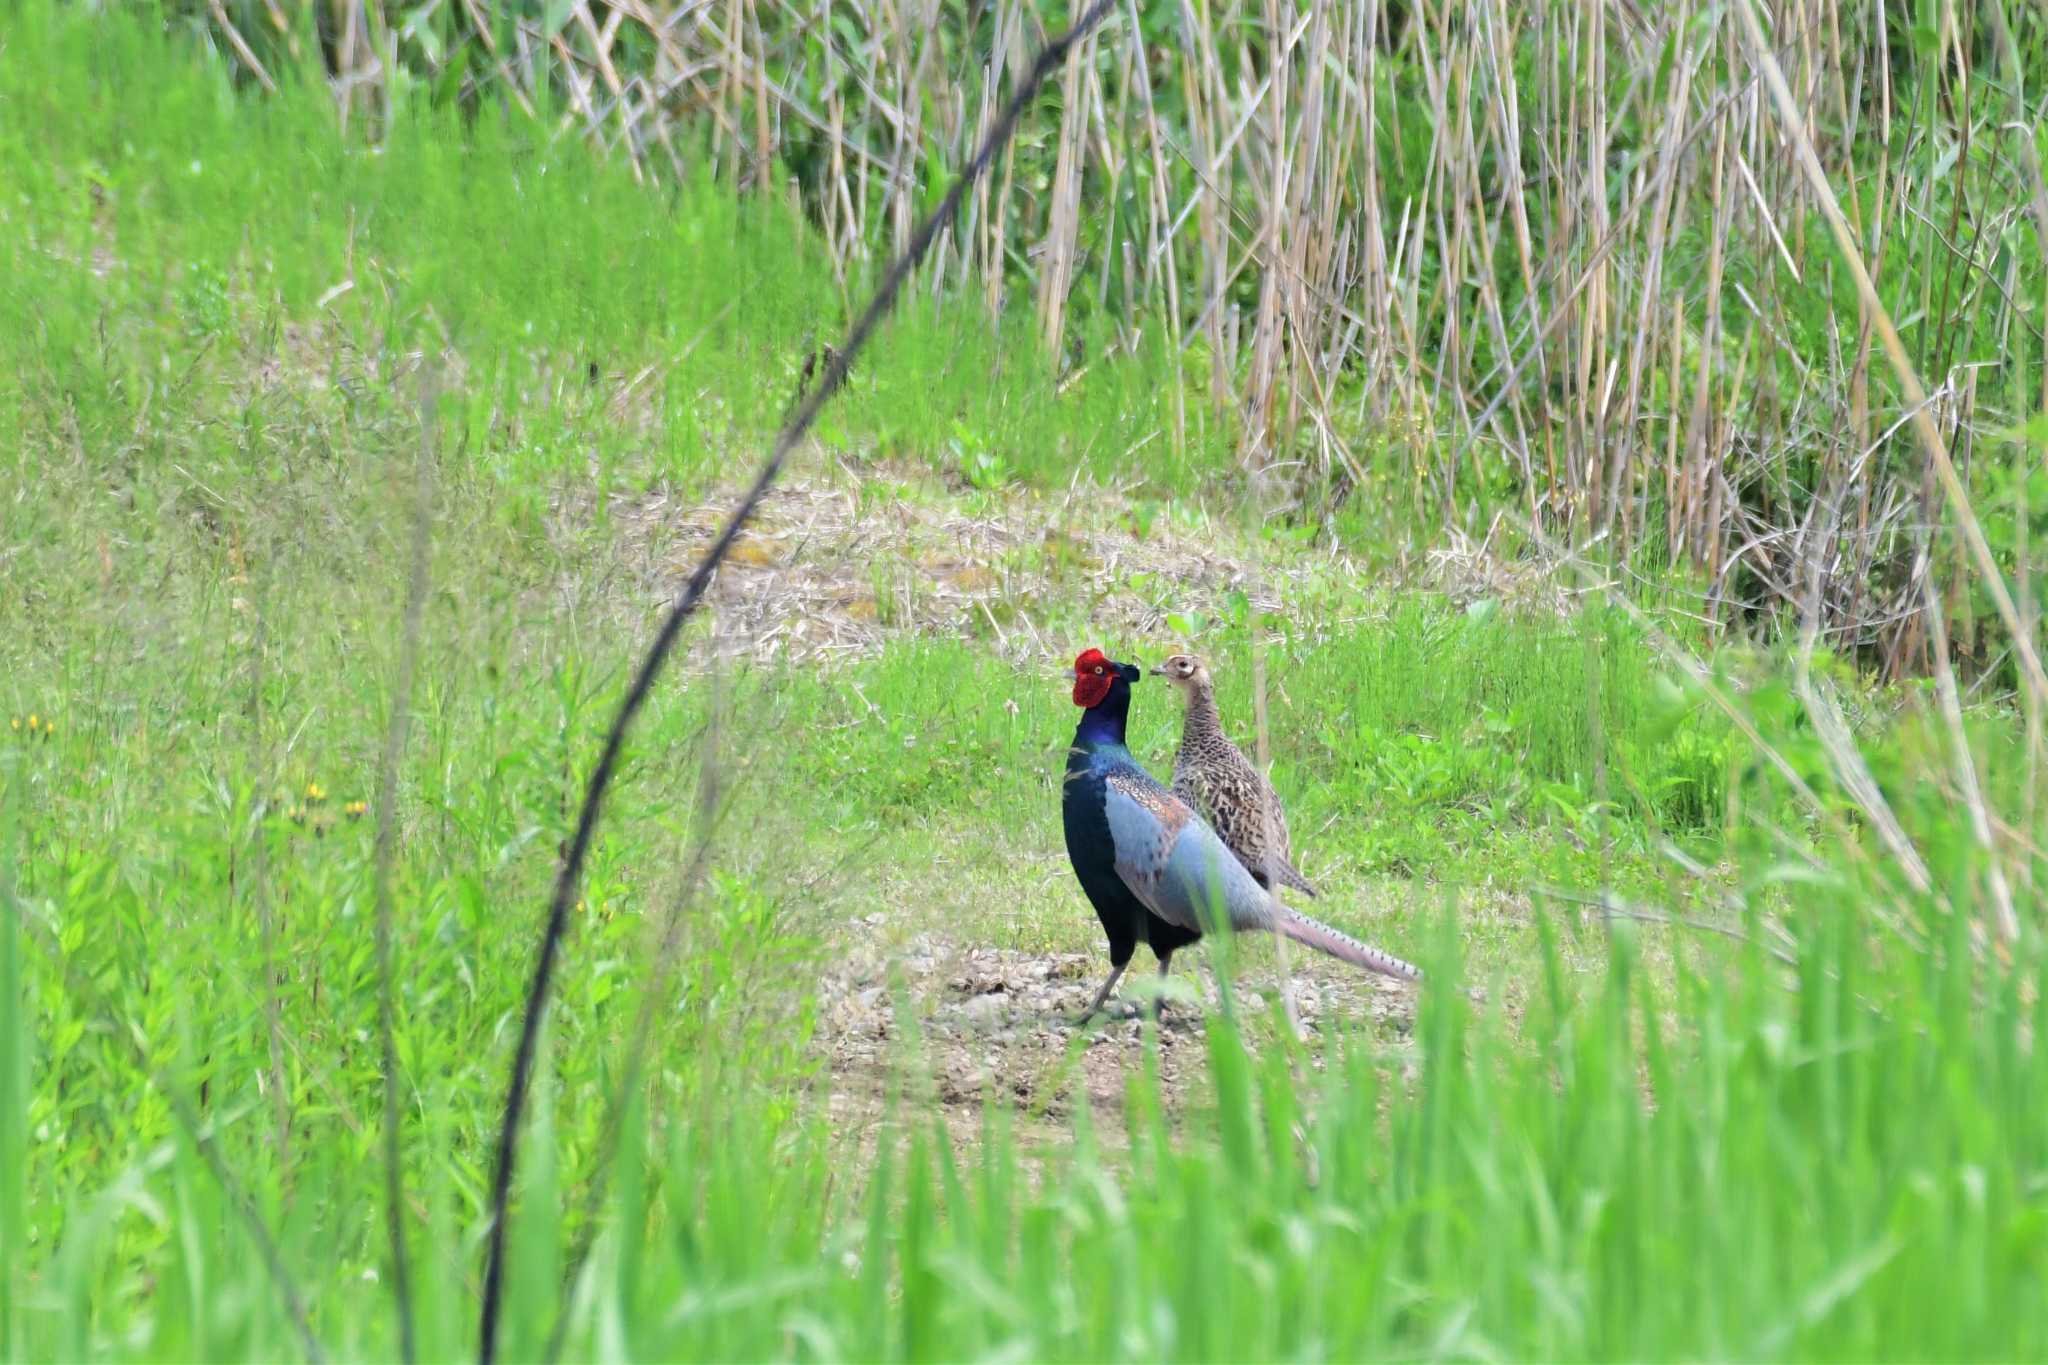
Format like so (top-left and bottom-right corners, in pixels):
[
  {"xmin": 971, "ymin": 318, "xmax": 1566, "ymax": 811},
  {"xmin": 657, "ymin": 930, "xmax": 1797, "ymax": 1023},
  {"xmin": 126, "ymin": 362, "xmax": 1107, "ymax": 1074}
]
[{"xmin": 1104, "ymin": 772, "xmax": 1277, "ymax": 936}]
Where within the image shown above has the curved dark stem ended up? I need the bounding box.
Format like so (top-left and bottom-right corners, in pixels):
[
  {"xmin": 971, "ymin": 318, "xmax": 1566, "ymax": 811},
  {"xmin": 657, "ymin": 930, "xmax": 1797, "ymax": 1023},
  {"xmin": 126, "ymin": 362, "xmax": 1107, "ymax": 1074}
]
[
  {"xmin": 541, "ymin": 672, "xmax": 727, "ymax": 1365},
  {"xmin": 475, "ymin": 3, "xmax": 1119, "ymax": 1359}
]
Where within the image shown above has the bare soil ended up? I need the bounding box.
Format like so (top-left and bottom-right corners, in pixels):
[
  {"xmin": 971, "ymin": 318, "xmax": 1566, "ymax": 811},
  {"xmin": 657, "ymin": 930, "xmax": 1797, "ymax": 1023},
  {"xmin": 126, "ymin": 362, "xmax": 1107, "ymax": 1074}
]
[
  {"xmin": 606, "ymin": 462, "xmax": 1341, "ymax": 665},
  {"xmin": 812, "ymin": 928, "xmax": 1420, "ymax": 1152}
]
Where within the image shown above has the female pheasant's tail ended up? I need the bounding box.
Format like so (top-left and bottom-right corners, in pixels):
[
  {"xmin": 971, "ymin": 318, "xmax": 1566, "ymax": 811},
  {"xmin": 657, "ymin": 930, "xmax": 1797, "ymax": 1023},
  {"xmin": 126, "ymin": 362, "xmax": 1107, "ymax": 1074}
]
[
  {"xmin": 1270, "ymin": 856, "xmax": 1320, "ymax": 898},
  {"xmin": 1276, "ymin": 909, "xmax": 1422, "ymax": 982}
]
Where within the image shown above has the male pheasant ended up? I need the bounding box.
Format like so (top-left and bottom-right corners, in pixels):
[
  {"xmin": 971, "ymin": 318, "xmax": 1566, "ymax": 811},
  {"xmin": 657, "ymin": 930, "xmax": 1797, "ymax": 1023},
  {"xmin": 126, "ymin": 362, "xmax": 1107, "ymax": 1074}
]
[
  {"xmin": 1154, "ymin": 653, "xmax": 1318, "ymax": 897},
  {"xmin": 1062, "ymin": 648, "xmax": 1419, "ymax": 1019}
]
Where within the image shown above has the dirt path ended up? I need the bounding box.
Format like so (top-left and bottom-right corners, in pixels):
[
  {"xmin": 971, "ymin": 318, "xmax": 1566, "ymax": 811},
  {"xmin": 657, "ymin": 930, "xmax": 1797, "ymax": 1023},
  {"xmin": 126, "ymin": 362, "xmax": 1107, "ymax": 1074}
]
[{"xmin": 812, "ymin": 931, "xmax": 1420, "ymax": 1153}]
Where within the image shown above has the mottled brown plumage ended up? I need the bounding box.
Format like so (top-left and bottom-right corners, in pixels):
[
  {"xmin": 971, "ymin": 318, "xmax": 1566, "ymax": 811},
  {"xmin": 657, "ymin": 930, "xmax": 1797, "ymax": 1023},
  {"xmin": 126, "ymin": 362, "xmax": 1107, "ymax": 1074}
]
[{"xmin": 1152, "ymin": 654, "xmax": 1319, "ymax": 898}]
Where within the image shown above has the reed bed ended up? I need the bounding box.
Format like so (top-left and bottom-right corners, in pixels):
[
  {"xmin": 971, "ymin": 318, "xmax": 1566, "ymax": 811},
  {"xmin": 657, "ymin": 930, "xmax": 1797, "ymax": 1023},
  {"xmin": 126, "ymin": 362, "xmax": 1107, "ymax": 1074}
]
[{"xmin": 175, "ymin": 0, "xmax": 2048, "ymax": 675}]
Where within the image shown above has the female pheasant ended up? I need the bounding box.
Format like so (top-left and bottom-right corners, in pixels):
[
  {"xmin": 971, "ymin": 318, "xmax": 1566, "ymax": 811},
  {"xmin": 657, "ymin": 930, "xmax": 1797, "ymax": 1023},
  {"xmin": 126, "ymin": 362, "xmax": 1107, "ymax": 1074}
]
[
  {"xmin": 1062, "ymin": 648, "xmax": 1418, "ymax": 1019},
  {"xmin": 1153, "ymin": 653, "xmax": 1318, "ymax": 897}
]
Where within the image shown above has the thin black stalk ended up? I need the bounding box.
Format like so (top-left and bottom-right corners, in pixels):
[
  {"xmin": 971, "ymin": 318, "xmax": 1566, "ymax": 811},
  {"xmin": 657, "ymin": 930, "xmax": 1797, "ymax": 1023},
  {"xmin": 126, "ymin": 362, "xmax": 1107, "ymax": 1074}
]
[
  {"xmin": 476, "ymin": 2, "xmax": 1120, "ymax": 1358},
  {"xmin": 543, "ymin": 662, "xmax": 727, "ymax": 1365}
]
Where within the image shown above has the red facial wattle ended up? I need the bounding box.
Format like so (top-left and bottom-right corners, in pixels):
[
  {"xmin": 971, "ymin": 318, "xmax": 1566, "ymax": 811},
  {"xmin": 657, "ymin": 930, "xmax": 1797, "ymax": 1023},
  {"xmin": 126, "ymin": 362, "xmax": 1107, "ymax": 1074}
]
[{"xmin": 1072, "ymin": 648, "xmax": 1113, "ymax": 708}]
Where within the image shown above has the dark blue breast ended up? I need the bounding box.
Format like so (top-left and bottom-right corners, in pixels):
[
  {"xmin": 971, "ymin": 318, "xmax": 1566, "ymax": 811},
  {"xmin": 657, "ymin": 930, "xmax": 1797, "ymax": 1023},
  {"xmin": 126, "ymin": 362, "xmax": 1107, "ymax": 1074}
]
[
  {"xmin": 1063, "ymin": 744, "xmax": 1133, "ymax": 899},
  {"xmin": 1062, "ymin": 746, "xmax": 1114, "ymax": 870}
]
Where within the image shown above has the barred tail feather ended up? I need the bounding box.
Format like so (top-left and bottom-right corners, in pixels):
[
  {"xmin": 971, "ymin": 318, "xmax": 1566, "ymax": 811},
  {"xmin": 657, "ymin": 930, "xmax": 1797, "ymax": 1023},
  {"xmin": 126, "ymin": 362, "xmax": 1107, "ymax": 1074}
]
[
  {"xmin": 1271, "ymin": 857, "xmax": 1319, "ymax": 898},
  {"xmin": 1277, "ymin": 910, "xmax": 1422, "ymax": 982}
]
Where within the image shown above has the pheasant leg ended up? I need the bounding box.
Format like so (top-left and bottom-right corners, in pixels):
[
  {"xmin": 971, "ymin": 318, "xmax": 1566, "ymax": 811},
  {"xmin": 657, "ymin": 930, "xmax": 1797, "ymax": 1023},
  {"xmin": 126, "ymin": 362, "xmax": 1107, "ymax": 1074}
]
[{"xmin": 1076, "ymin": 959, "xmax": 1129, "ymax": 1023}]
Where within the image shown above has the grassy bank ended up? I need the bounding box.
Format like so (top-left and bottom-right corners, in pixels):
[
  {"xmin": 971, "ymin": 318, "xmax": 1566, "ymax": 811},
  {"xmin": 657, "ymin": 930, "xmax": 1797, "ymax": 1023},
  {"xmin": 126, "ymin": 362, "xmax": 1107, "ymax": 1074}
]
[{"xmin": 4, "ymin": 4, "xmax": 2046, "ymax": 1361}]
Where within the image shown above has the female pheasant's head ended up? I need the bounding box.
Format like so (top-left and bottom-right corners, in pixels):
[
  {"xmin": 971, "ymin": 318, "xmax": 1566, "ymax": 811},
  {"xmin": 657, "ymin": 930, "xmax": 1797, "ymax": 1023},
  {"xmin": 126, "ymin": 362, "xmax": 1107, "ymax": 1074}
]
[
  {"xmin": 1151, "ymin": 653, "xmax": 1212, "ymax": 694},
  {"xmin": 1072, "ymin": 648, "xmax": 1141, "ymax": 708}
]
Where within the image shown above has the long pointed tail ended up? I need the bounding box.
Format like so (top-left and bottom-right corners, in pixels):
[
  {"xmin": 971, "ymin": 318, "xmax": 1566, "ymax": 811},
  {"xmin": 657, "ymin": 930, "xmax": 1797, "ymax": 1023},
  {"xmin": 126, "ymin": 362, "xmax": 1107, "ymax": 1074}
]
[
  {"xmin": 1276, "ymin": 909, "xmax": 1422, "ymax": 982},
  {"xmin": 1269, "ymin": 856, "xmax": 1319, "ymax": 898}
]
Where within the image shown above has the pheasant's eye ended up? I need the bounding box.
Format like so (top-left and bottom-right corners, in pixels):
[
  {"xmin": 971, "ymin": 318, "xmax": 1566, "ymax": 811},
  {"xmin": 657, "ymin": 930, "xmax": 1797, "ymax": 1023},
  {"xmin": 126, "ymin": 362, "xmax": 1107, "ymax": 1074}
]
[{"xmin": 1093, "ymin": 666, "xmax": 1104, "ymax": 675}]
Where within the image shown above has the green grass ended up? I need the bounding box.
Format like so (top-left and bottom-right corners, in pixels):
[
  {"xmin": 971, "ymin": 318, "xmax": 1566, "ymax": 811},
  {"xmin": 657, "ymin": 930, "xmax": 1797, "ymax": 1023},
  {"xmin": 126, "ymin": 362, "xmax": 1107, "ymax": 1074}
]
[
  {"xmin": 548, "ymin": 922, "xmax": 2048, "ymax": 1362},
  {"xmin": 0, "ymin": 0, "xmax": 1227, "ymax": 503},
  {"xmin": 4, "ymin": 4, "xmax": 2046, "ymax": 1361}
]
